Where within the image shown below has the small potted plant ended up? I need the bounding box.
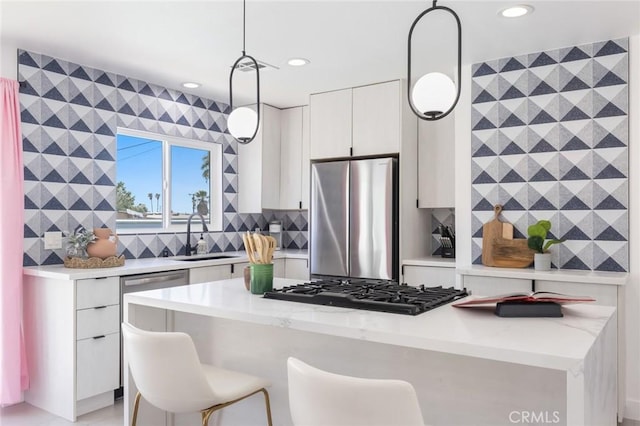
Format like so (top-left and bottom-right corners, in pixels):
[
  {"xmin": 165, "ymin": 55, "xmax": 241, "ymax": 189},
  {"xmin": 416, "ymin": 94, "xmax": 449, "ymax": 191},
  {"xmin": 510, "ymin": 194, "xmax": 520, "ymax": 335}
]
[
  {"xmin": 65, "ymin": 226, "xmax": 96, "ymax": 259},
  {"xmin": 527, "ymin": 220, "xmax": 565, "ymax": 271}
]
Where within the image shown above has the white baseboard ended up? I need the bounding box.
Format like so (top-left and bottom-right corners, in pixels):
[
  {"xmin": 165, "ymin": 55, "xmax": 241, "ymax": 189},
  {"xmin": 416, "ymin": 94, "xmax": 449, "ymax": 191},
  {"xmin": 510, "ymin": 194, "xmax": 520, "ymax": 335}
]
[{"xmin": 626, "ymin": 398, "xmax": 640, "ymax": 421}]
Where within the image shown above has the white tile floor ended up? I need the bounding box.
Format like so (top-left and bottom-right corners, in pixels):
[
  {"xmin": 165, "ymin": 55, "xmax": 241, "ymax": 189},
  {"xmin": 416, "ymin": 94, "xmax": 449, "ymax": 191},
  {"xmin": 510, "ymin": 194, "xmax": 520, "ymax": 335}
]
[{"xmin": 0, "ymin": 399, "xmax": 123, "ymax": 426}]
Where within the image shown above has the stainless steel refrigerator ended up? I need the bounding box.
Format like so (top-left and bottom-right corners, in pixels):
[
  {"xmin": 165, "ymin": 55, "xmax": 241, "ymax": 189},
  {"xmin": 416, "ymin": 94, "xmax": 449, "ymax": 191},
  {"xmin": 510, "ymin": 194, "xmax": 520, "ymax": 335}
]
[{"xmin": 310, "ymin": 157, "xmax": 398, "ymax": 280}]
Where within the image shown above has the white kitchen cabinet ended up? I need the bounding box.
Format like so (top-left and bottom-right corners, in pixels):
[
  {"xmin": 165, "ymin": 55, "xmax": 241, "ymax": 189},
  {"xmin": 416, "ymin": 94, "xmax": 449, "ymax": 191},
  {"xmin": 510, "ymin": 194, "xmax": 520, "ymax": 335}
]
[
  {"xmin": 310, "ymin": 81, "xmax": 404, "ymax": 160},
  {"xmin": 352, "ymin": 80, "xmax": 401, "ymax": 156},
  {"xmin": 402, "ymin": 265, "xmax": 456, "ymax": 287},
  {"xmin": 417, "ymin": 114, "xmax": 455, "ymax": 208},
  {"xmin": 279, "ymin": 106, "xmax": 310, "ymax": 210},
  {"xmin": 230, "ymin": 261, "xmax": 250, "ymax": 279},
  {"xmin": 75, "ymin": 277, "xmax": 119, "ymax": 402},
  {"xmin": 309, "ymin": 88, "xmax": 352, "ymax": 159},
  {"xmin": 238, "ymin": 104, "xmax": 281, "ymax": 212},
  {"xmin": 461, "ymin": 275, "xmax": 531, "ymax": 296},
  {"xmin": 23, "ymin": 275, "xmax": 120, "ymax": 421},
  {"xmin": 301, "ymin": 106, "xmax": 310, "ymax": 209},
  {"xmin": 285, "ymin": 258, "xmax": 309, "ymax": 280},
  {"xmin": 76, "ymin": 334, "xmax": 119, "ymax": 400},
  {"xmin": 189, "ymin": 264, "xmax": 232, "ymax": 284},
  {"xmin": 190, "ymin": 259, "xmax": 287, "ymax": 284}
]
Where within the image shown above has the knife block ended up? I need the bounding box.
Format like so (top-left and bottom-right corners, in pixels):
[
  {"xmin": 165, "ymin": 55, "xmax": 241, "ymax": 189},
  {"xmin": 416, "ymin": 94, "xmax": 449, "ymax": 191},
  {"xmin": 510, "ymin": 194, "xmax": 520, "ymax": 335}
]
[{"xmin": 441, "ymin": 247, "xmax": 455, "ymax": 259}]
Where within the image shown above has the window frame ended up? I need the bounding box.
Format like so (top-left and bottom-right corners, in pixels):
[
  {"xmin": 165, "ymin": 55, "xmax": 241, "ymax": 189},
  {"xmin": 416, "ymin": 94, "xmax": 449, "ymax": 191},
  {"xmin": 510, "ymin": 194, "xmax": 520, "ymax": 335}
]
[{"xmin": 115, "ymin": 127, "xmax": 223, "ymax": 234}]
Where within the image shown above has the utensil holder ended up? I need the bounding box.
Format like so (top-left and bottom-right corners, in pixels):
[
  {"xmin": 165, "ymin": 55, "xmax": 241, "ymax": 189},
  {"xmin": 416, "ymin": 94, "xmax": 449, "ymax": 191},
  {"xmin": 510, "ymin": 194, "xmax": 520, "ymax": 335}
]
[{"xmin": 250, "ymin": 263, "xmax": 273, "ymax": 294}]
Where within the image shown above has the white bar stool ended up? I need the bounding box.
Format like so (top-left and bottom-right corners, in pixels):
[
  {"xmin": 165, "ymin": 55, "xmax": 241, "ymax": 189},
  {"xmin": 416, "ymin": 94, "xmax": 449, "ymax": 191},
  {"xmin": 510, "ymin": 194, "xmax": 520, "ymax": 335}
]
[
  {"xmin": 122, "ymin": 322, "xmax": 273, "ymax": 426},
  {"xmin": 287, "ymin": 357, "xmax": 425, "ymax": 426}
]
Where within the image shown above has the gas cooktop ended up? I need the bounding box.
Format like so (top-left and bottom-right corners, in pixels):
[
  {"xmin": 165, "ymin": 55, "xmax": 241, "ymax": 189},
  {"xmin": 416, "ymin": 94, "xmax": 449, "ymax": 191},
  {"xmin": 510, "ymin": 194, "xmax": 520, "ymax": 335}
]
[{"xmin": 263, "ymin": 279, "xmax": 468, "ymax": 316}]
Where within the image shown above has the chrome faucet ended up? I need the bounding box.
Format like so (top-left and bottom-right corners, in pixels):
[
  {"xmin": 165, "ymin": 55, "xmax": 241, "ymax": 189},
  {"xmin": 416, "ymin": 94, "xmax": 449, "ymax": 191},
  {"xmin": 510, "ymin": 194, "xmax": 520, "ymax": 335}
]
[{"xmin": 185, "ymin": 213, "xmax": 208, "ymax": 256}]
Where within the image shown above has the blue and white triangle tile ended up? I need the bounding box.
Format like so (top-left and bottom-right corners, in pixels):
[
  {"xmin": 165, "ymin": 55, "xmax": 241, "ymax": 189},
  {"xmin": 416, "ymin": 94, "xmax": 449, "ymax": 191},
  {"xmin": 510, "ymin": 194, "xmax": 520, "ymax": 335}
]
[
  {"xmin": 593, "ymin": 241, "xmax": 627, "ymax": 272},
  {"xmin": 40, "ymin": 209, "xmax": 67, "ymax": 235},
  {"xmin": 67, "ymin": 210, "xmax": 92, "ymax": 235},
  {"xmin": 593, "ymin": 210, "xmax": 627, "ymax": 242}
]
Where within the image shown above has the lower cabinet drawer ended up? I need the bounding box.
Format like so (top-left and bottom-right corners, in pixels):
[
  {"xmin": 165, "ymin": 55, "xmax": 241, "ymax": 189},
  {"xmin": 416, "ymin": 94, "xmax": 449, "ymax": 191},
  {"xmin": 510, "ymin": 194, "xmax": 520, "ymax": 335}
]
[
  {"xmin": 77, "ymin": 276, "xmax": 119, "ymax": 310},
  {"xmin": 76, "ymin": 333, "xmax": 119, "ymax": 401},
  {"xmin": 77, "ymin": 305, "xmax": 119, "ymax": 340}
]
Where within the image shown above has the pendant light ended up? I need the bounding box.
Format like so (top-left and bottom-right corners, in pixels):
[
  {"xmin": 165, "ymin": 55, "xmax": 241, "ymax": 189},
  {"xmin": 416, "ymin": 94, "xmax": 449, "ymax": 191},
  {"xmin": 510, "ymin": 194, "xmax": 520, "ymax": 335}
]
[
  {"xmin": 228, "ymin": 0, "xmax": 260, "ymax": 144},
  {"xmin": 407, "ymin": 0, "xmax": 461, "ymax": 121}
]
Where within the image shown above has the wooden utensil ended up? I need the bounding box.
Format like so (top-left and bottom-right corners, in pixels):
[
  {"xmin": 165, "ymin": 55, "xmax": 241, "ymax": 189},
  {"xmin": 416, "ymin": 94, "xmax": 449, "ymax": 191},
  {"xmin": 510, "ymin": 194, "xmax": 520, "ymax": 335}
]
[
  {"xmin": 266, "ymin": 236, "xmax": 276, "ymax": 263},
  {"xmin": 251, "ymin": 233, "xmax": 264, "ymax": 263},
  {"xmin": 244, "ymin": 231, "xmax": 257, "ymax": 264},
  {"xmin": 481, "ymin": 204, "xmax": 506, "ymax": 266}
]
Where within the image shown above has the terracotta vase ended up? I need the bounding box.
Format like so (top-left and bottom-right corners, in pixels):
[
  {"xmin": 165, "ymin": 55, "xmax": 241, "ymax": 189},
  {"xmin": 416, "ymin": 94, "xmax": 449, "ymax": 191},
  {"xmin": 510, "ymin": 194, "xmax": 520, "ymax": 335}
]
[{"xmin": 87, "ymin": 227, "xmax": 118, "ymax": 259}]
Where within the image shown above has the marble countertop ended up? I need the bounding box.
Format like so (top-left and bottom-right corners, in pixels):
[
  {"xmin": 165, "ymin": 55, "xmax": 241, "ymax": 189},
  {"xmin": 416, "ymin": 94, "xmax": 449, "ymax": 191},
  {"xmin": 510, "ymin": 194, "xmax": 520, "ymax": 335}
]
[
  {"xmin": 458, "ymin": 265, "xmax": 628, "ymax": 286},
  {"xmin": 23, "ymin": 250, "xmax": 308, "ymax": 280},
  {"xmin": 124, "ymin": 277, "xmax": 616, "ymax": 371},
  {"xmin": 402, "ymin": 256, "xmax": 456, "ymax": 268}
]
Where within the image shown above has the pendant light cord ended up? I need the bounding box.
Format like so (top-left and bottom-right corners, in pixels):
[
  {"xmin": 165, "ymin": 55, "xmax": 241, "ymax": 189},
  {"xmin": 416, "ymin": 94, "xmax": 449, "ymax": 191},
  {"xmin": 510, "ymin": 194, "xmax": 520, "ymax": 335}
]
[{"xmin": 242, "ymin": 0, "xmax": 246, "ymax": 55}]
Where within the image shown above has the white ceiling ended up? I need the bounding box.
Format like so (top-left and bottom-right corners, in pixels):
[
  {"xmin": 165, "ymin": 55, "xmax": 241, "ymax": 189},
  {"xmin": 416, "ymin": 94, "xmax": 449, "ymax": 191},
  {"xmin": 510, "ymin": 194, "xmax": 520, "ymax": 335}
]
[{"xmin": 2, "ymin": 1, "xmax": 639, "ymax": 108}]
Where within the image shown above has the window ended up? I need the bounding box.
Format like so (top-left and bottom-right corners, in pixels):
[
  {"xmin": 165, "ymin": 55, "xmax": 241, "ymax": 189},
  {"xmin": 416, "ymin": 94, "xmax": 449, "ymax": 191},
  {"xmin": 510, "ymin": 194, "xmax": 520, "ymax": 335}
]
[{"xmin": 116, "ymin": 128, "xmax": 222, "ymax": 233}]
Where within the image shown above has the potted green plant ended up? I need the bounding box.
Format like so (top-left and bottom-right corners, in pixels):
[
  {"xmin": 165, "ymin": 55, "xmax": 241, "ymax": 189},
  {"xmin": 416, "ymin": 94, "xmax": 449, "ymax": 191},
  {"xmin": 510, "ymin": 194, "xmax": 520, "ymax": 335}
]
[
  {"xmin": 527, "ymin": 220, "xmax": 565, "ymax": 271},
  {"xmin": 64, "ymin": 226, "xmax": 96, "ymax": 259}
]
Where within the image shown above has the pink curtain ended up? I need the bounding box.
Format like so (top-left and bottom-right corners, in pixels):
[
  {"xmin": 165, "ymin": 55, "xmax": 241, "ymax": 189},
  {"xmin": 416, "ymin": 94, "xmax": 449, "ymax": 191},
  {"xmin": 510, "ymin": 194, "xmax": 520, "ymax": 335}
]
[{"xmin": 0, "ymin": 77, "xmax": 29, "ymax": 405}]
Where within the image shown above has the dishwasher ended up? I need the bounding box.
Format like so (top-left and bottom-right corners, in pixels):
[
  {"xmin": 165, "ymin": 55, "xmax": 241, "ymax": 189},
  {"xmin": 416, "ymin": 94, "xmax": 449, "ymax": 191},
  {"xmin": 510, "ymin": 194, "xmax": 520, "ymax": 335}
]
[{"xmin": 119, "ymin": 269, "xmax": 189, "ymax": 389}]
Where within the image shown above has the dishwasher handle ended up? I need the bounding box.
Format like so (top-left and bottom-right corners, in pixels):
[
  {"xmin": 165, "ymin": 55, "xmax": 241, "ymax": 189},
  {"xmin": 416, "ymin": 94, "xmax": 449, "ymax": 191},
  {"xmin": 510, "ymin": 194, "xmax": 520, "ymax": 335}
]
[{"xmin": 123, "ymin": 271, "xmax": 187, "ymax": 287}]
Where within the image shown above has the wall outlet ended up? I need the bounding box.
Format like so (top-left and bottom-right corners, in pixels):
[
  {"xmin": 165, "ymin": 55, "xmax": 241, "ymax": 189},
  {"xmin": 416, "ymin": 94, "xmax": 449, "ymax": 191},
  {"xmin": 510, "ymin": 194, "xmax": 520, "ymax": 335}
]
[{"xmin": 44, "ymin": 231, "xmax": 62, "ymax": 250}]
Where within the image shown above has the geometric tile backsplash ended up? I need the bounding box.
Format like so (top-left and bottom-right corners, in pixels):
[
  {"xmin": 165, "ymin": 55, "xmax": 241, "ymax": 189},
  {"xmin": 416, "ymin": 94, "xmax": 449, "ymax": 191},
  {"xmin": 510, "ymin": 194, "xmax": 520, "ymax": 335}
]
[
  {"xmin": 19, "ymin": 49, "xmax": 307, "ymax": 266},
  {"xmin": 471, "ymin": 39, "xmax": 628, "ymax": 271}
]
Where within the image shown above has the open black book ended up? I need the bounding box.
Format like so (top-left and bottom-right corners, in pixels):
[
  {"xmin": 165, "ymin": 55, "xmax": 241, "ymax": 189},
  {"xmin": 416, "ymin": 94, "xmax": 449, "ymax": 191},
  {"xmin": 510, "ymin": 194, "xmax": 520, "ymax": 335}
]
[{"xmin": 452, "ymin": 291, "xmax": 595, "ymax": 307}]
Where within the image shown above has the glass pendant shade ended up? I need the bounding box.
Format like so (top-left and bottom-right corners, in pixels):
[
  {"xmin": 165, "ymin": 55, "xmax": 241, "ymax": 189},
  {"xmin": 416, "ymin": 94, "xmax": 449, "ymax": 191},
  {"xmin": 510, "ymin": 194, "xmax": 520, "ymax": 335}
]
[
  {"xmin": 407, "ymin": 0, "xmax": 461, "ymax": 121},
  {"xmin": 411, "ymin": 72, "xmax": 456, "ymax": 118},
  {"xmin": 228, "ymin": 106, "xmax": 258, "ymax": 143}
]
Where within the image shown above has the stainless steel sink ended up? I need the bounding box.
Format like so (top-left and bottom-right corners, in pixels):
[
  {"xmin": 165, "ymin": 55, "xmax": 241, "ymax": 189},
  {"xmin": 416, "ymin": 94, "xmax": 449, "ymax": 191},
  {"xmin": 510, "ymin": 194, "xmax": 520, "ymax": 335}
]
[{"xmin": 173, "ymin": 254, "xmax": 238, "ymax": 262}]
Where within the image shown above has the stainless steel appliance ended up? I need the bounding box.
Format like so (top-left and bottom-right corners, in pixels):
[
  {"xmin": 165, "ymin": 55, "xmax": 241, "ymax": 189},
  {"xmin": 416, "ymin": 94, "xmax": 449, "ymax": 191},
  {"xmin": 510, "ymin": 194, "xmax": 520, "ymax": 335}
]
[
  {"xmin": 310, "ymin": 157, "xmax": 398, "ymax": 280},
  {"xmin": 119, "ymin": 269, "xmax": 189, "ymax": 387},
  {"xmin": 263, "ymin": 279, "xmax": 467, "ymax": 315}
]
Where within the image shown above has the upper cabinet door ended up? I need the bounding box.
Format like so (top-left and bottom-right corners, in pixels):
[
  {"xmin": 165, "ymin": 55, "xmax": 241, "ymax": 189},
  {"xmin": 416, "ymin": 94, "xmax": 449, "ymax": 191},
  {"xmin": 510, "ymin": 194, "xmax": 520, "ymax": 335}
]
[
  {"xmin": 309, "ymin": 88, "xmax": 352, "ymax": 160},
  {"xmin": 280, "ymin": 107, "xmax": 304, "ymax": 210},
  {"xmin": 238, "ymin": 104, "xmax": 281, "ymax": 213},
  {"xmin": 352, "ymin": 80, "xmax": 401, "ymax": 156},
  {"xmin": 417, "ymin": 114, "xmax": 455, "ymax": 208},
  {"xmin": 300, "ymin": 106, "xmax": 310, "ymax": 209}
]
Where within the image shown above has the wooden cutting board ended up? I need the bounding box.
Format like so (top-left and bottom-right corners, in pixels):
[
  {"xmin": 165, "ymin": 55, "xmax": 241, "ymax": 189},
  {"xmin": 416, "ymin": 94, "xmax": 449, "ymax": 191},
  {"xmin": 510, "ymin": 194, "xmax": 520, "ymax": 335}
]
[
  {"xmin": 492, "ymin": 238, "xmax": 534, "ymax": 268},
  {"xmin": 481, "ymin": 204, "xmax": 507, "ymax": 266}
]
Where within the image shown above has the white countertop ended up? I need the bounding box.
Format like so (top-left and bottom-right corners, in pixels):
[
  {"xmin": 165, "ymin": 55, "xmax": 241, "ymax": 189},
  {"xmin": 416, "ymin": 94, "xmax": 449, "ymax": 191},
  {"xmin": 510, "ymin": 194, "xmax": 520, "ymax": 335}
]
[
  {"xmin": 124, "ymin": 277, "xmax": 616, "ymax": 371},
  {"xmin": 23, "ymin": 250, "xmax": 308, "ymax": 280},
  {"xmin": 402, "ymin": 256, "xmax": 456, "ymax": 268},
  {"xmin": 458, "ymin": 265, "xmax": 628, "ymax": 286}
]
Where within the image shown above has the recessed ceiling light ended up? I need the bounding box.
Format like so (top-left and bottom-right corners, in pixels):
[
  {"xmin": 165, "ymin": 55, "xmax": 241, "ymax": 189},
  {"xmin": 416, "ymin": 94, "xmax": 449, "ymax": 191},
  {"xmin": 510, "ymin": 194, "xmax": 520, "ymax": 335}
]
[
  {"xmin": 287, "ymin": 58, "xmax": 310, "ymax": 67},
  {"xmin": 500, "ymin": 5, "xmax": 534, "ymax": 18},
  {"xmin": 182, "ymin": 82, "xmax": 200, "ymax": 89}
]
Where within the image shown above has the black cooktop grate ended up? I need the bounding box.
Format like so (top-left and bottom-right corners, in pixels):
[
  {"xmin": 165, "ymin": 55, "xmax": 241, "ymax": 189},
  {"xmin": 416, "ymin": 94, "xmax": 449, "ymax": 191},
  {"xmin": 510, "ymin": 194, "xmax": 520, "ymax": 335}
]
[{"xmin": 263, "ymin": 279, "xmax": 468, "ymax": 315}]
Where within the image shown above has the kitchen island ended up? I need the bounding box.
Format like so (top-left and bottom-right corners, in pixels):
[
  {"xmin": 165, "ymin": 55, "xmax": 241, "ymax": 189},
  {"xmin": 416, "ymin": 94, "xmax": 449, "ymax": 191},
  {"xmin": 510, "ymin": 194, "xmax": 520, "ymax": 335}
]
[{"xmin": 123, "ymin": 278, "xmax": 617, "ymax": 426}]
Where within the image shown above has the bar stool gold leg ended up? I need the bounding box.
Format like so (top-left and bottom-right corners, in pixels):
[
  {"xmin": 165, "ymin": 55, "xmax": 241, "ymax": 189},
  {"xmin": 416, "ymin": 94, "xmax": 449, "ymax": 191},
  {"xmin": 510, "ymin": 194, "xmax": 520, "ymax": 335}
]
[
  {"xmin": 262, "ymin": 388, "xmax": 273, "ymax": 426},
  {"xmin": 131, "ymin": 392, "xmax": 142, "ymax": 426}
]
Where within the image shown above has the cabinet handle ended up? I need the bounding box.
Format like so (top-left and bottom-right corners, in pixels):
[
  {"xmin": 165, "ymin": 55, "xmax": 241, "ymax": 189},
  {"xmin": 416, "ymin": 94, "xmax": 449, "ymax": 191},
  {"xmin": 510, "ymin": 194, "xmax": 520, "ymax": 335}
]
[
  {"xmin": 231, "ymin": 264, "xmax": 235, "ymax": 274},
  {"xmin": 94, "ymin": 305, "xmax": 107, "ymax": 309},
  {"xmin": 95, "ymin": 277, "xmax": 107, "ymax": 280},
  {"xmin": 93, "ymin": 335, "xmax": 106, "ymax": 340},
  {"xmin": 299, "ymin": 201, "xmax": 302, "ymax": 210}
]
